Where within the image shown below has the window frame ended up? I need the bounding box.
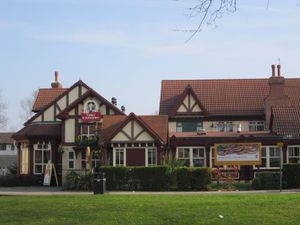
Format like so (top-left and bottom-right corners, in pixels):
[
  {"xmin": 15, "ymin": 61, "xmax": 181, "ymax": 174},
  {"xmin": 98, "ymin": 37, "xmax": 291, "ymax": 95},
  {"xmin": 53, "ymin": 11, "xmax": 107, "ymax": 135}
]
[
  {"xmin": 254, "ymin": 146, "xmax": 281, "ymax": 169},
  {"xmin": 146, "ymin": 148, "xmax": 157, "ymax": 166},
  {"xmin": 67, "ymin": 150, "xmax": 76, "ymax": 169},
  {"xmin": 176, "ymin": 121, "xmax": 203, "ymax": 132},
  {"xmin": 33, "ymin": 141, "xmax": 51, "ymax": 175},
  {"xmin": 287, "ymin": 145, "xmax": 300, "ymax": 164},
  {"xmin": 176, "ymin": 146, "xmax": 206, "ymax": 167},
  {"xmin": 113, "ymin": 148, "xmax": 126, "ymax": 166},
  {"xmin": 249, "ymin": 121, "xmax": 265, "ymax": 131}
]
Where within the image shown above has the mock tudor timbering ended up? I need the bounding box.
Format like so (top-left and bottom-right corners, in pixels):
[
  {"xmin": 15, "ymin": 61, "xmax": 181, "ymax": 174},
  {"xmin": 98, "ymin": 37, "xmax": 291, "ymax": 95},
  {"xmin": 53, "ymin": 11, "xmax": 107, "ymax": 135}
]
[{"xmin": 13, "ymin": 65, "xmax": 300, "ymax": 184}]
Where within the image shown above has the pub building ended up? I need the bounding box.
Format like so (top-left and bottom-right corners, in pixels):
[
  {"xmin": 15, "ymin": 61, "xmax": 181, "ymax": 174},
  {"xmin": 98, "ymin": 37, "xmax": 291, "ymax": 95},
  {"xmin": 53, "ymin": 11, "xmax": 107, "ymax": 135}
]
[{"xmin": 13, "ymin": 65, "xmax": 300, "ymax": 184}]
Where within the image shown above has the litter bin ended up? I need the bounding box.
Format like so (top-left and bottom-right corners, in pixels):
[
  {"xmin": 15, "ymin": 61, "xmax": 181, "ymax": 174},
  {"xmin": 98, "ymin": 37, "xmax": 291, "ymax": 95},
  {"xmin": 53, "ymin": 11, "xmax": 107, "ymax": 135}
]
[{"xmin": 94, "ymin": 172, "xmax": 106, "ymax": 195}]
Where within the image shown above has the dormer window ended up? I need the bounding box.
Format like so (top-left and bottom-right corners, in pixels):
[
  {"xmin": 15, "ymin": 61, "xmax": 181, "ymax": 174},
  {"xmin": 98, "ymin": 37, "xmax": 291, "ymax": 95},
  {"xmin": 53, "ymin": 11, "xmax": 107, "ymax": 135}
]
[
  {"xmin": 217, "ymin": 122, "xmax": 233, "ymax": 132},
  {"xmin": 249, "ymin": 121, "xmax": 265, "ymax": 131},
  {"xmin": 176, "ymin": 121, "xmax": 203, "ymax": 132}
]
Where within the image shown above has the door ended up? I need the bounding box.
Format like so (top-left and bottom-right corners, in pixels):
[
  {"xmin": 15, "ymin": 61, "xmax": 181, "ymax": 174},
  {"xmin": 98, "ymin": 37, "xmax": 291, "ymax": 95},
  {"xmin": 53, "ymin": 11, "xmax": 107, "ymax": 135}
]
[{"xmin": 126, "ymin": 148, "xmax": 145, "ymax": 166}]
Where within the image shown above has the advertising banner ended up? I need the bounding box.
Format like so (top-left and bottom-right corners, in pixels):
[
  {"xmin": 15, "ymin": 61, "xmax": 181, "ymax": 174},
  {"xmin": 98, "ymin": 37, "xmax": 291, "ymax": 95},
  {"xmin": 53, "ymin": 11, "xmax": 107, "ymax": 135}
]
[{"xmin": 214, "ymin": 143, "xmax": 262, "ymax": 166}]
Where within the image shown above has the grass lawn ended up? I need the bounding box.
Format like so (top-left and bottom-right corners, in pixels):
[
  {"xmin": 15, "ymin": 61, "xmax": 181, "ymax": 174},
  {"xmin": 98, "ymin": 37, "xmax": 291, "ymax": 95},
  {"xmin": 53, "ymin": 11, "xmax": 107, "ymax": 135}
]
[{"xmin": 1, "ymin": 194, "xmax": 300, "ymax": 225}]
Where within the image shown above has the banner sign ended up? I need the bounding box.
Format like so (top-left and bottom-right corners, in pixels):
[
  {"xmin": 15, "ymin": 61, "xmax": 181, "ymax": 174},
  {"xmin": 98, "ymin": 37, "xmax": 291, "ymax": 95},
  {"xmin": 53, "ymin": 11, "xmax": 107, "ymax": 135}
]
[
  {"xmin": 81, "ymin": 112, "xmax": 101, "ymax": 122},
  {"xmin": 214, "ymin": 143, "xmax": 262, "ymax": 166}
]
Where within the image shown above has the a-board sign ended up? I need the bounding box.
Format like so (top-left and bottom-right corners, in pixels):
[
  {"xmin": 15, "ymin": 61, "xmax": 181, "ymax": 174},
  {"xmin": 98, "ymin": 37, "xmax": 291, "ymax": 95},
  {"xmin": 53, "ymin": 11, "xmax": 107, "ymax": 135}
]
[{"xmin": 214, "ymin": 143, "xmax": 262, "ymax": 166}]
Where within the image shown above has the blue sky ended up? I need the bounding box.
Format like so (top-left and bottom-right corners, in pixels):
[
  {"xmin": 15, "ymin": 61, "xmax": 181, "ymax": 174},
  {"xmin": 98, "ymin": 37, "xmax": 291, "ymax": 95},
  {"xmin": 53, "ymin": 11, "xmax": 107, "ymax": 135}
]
[{"xmin": 1, "ymin": 0, "xmax": 300, "ymax": 131}]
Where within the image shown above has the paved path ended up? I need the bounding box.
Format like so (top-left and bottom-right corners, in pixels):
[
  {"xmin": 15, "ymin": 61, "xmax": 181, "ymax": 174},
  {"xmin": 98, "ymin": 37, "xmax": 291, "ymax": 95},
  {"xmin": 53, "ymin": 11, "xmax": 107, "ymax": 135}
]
[{"xmin": 0, "ymin": 187, "xmax": 300, "ymax": 196}]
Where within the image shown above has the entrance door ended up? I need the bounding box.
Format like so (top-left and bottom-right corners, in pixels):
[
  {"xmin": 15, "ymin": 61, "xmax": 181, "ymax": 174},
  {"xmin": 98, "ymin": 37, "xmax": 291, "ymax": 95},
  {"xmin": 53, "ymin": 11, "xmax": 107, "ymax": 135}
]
[{"xmin": 126, "ymin": 148, "xmax": 145, "ymax": 166}]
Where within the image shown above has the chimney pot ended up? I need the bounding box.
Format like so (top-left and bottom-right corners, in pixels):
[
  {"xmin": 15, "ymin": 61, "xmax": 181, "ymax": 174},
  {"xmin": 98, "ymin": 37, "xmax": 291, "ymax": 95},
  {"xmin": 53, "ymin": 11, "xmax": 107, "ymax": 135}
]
[
  {"xmin": 55, "ymin": 71, "xmax": 59, "ymax": 82},
  {"xmin": 271, "ymin": 65, "xmax": 275, "ymax": 77},
  {"xmin": 277, "ymin": 64, "xmax": 281, "ymax": 77}
]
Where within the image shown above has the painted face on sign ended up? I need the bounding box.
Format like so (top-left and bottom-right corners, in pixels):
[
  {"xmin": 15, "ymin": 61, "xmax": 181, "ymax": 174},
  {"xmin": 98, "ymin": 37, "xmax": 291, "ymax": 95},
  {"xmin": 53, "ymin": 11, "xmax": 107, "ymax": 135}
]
[{"xmin": 87, "ymin": 102, "xmax": 96, "ymax": 113}]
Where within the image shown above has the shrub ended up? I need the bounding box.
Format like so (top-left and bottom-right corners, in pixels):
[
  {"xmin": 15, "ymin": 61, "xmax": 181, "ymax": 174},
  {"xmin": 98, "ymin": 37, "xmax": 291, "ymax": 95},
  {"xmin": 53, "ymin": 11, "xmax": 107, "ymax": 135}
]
[
  {"xmin": 0, "ymin": 174, "xmax": 43, "ymax": 187},
  {"xmin": 252, "ymin": 172, "xmax": 280, "ymax": 190},
  {"xmin": 64, "ymin": 171, "xmax": 80, "ymax": 190},
  {"xmin": 128, "ymin": 166, "xmax": 170, "ymax": 191},
  {"xmin": 283, "ymin": 164, "xmax": 300, "ymax": 188},
  {"xmin": 98, "ymin": 166, "xmax": 128, "ymax": 190},
  {"xmin": 77, "ymin": 172, "xmax": 93, "ymax": 191},
  {"xmin": 176, "ymin": 167, "xmax": 211, "ymax": 191}
]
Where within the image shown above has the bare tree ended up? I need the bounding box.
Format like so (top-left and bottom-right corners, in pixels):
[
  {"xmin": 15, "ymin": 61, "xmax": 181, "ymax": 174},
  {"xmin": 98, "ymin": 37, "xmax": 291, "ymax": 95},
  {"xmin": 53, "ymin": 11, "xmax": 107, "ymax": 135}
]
[
  {"xmin": 0, "ymin": 90, "xmax": 8, "ymax": 130},
  {"xmin": 183, "ymin": 0, "xmax": 237, "ymax": 41},
  {"xmin": 20, "ymin": 90, "xmax": 38, "ymax": 122}
]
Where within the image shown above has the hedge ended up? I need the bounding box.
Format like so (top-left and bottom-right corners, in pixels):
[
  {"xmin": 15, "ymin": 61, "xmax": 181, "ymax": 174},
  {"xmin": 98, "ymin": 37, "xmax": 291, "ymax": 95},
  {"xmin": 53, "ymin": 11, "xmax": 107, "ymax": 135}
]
[
  {"xmin": 97, "ymin": 166, "xmax": 211, "ymax": 191},
  {"xmin": 252, "ymin": 172, "xmax": 280, "ymax": 190},
  {"xmin": 283, "ymin": 163, "xmax": 300, "ymax": 188},
  {"xmin": 0, "ymin": 174, "xmax": 43, "ymax": 187},
  {"xmin": 176, "ymin": 167, "xmax": 211, "ymax": 190}
]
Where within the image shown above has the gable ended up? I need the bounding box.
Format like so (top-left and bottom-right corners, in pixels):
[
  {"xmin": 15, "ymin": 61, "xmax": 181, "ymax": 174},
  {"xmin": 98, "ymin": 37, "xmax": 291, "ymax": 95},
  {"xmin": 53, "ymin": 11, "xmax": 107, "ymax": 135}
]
[
  {"xmin": 112, "ymin": 119, "xmax": 154, "ymax": 142},
  {"xmin": 177, "ymin": 93, "xmax": 202, "ymax": 113}
]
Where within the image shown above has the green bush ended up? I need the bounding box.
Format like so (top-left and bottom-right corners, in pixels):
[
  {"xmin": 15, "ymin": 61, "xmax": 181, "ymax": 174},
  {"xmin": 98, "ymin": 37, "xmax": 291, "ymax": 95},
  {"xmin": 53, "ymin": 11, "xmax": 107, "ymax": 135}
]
[
  {"xmin": 98, "ymin": 166, "xmax": 128, "ymax": 190},
  {"xmin": 128, "ymin": 166, "xmax": 170, "ymax": 191},
  {"xmin": 252, "ymin": 172, "xmax": 280, "ymax": 190},
  {"xmin": 283, "ymin": 164, "xmax": 300, "ymax": 188},
  {"xmin": 64, "ymin": 171, "xmax": 94, "ymax": 191},
  {"xmin": 176, "ymin": 167, "xmax": 211, "ymax": 191},
  {"xmin": 0, "ymin": 174, "xmax": 43, "ymax": 187}
]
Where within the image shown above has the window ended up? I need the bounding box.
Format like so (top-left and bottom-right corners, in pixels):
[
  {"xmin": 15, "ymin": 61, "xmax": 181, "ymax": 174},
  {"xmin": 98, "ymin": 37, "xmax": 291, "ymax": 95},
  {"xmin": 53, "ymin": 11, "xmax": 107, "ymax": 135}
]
[
  {"xmin": 192, "ymin": 148, "xmax": 205, "ymax": 167},
  {"xmin": 0, "ymin": 144, "xmax": 6, "ymax": 150},
  {"xmin": 249, "ymin": 121, "xmax": 265, "ymax": 131},
  {"xmin": 68, "ymin": 151, "xmax": 75, "ymax": 169},
  {"xmin": 81, "ymin": 149, "xmax": 101, "ymax": 169},
  {"xmin": 269, "ymin": 147, "xmax": 280, "ymax": 167},
  {"xmin": 287, "ymin": 146, "xmax": 300, "ymax": 163},
  {"xmin": 80, "ymin": 124, "xmax": 96, "ymax": 139},
  {"xmin": 177, "ymin": 147, "xmax": 206, "ymax": 167},
  {"xmin": 177, "ymin": 148, "xmax": 190, "ymax": 166},
  {"xmin": 114, "ymin": 148, "xmax": 125, "ymax": 166},
  {"xmin": 34, "ymin": 142, "xmax": 51, "ymax": 175},
  {"xmin": 255, "ymin": 146, "xmax": 280, "ymax": 169},
  {"xmin": 217, "ymin": 122, "xmax": 233, "ymax": 132},
  {"xmin": 147, "ymin": 148, "xmax": 157, "ymax": 166},
  {"xmin": 176, "ymin": 121, "xmax": 203, "ymax": 132}
]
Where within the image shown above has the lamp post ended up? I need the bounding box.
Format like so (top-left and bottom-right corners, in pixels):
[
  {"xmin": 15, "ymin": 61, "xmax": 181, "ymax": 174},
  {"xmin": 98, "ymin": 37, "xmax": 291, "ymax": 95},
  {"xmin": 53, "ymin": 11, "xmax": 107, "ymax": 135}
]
[{"xmin": 277, "ymin": 142, "xmax": 284, "ymax": 192}]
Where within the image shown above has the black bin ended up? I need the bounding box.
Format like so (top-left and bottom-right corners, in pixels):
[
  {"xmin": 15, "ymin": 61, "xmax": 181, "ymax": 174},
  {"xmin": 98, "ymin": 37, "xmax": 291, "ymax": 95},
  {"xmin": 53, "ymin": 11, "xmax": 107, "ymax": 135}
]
[{"xmin": 93, "ymin": 172, "xmax": 106, "ymax": 195}]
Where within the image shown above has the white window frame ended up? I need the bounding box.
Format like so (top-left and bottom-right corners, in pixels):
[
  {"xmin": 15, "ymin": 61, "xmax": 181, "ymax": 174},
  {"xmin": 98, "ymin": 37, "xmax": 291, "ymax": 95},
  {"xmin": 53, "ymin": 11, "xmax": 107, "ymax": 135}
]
[
  {"xmin": 287, "ymin": 145, "xmax": 300, "ymax": 164},
  {"xmin": 176, "ymin": 146, "xmax": 206, "ymax": 167},
  {"xmin": 217, "ymin": 121, "xmax": 233, "ymax": 132},
  {"xmin": 80, "ymin": 124, "xmax": 96, "ymax": 139},
  {"xmin": 254, "ymin": 146, "xmax": 281, "ymax": 169},
  {"xmin": 146, "ymin": 148, "xmax": 157, "ymax": 166},
  {"xmin": 249, "ymin": 121, "xmax": 265, "ymax": 131},
  {"xmin": 113, "ymin": 148, "xmax": 126, "ymax": 166},
  {"xmin": 33, "ymin": 141, "xmax": 51, "ymax": 175},
  {"xmin": 67, "ymin": 150, "xmax": 76, "ymax": 169}
]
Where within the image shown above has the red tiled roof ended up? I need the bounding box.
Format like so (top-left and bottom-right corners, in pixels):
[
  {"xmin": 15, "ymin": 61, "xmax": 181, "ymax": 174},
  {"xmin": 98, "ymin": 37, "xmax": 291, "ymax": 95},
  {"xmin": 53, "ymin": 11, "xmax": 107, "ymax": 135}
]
[
  {"xmin": 0, "ymin": 132, "xmax": 15, "ymax": 143},
  {"xmin": 159, "ymin": 78, "xmax": 300, "ymax": 116},
  {"xmin": 32, "ymin": 88, "xmax": 68, "ymax": 112},
  {"xmin": 272, "ymin": 106, "xmax": 300, "ymax": 138},
  {"xmin": 100, "ymin": 113, "xmax": 168, "ymax": 144}
]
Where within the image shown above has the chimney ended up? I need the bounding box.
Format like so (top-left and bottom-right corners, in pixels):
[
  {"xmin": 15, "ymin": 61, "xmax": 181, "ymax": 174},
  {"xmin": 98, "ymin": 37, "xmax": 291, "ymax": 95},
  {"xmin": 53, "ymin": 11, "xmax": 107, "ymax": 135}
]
[
  {"xmin": 51, "ymin": 71, "xmax": 63, "ymax": 88},
  {"xmin": 265, "ymin": 64, "xmax": 289, "ymax": 129},
  {"xmin": 277, "ymin": 64, "xmax": 281, "ymax": 77},
  {"xmin": 271, "ymin": 64, "xmax": 275, "ymax": 77}
]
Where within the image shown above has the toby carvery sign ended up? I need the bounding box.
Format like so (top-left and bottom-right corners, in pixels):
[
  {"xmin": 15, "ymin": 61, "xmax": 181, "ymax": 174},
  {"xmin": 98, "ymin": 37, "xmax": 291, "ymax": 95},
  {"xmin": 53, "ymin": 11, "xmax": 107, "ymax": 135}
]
[
  {"xmin": 81, "ymin": 112, "xmax": 101, "ymax": 122},
  {"xmin": 81, "ymin": 100, "xmax": 101, "ymax": 122}
]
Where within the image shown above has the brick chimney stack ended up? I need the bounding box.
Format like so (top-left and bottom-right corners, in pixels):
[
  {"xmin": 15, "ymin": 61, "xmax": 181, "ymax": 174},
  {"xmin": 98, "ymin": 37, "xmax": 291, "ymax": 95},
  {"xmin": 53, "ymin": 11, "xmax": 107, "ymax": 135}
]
[
  {"xmin": 265, "ymin": 64, "xmax": 290, "ymax": 129},
  {"xmin": 51, "ymin": 71, "xmax": 63, "ymax": 88}
]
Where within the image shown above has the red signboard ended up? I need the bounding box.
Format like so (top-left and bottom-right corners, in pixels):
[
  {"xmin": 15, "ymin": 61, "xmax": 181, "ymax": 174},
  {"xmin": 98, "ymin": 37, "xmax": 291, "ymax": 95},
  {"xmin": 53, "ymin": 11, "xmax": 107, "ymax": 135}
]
[{"xmin": 81, "ymin": 112, "xmax": 101, "ymax": 122}]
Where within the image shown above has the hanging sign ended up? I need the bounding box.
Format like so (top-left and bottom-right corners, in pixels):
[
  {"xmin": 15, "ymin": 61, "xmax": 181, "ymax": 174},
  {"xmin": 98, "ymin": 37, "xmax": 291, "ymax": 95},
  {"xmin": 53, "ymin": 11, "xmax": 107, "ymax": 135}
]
[{"xmin": 81, "ymin": 112, "xmax": 101, "ymax": 122}]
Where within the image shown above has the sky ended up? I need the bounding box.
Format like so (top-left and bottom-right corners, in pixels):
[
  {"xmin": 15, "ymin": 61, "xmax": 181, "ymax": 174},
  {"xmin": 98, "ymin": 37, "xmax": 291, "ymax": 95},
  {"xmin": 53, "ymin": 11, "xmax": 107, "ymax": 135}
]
[{"xmin": 1, "ymin": 0, "xmax": 300, "ymax": 131}]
